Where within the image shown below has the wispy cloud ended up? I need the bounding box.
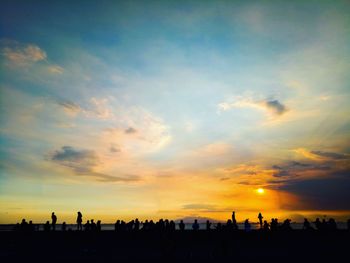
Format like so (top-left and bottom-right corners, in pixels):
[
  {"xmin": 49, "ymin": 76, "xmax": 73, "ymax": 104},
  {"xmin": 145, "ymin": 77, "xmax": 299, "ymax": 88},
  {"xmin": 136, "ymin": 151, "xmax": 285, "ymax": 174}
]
[
  {"xmin": 49, "ymin": 146, "xmax": 139, "ymax": 182},
  {"xmin": 48, "ymin": 65, "xmax": 64, "ymax": 74},
  {"xmin": 1, "ymin": 39, "xmax": 64, "ymax": 74},
  {"xmin": 295, "ymin": 148, "xmax": 349, "ymax": 161},
  {"xmin": 125, "ymin": 127, "xmax": 137, "ymax": 134},
  {"xmin": 50, "ymin": 146, "xmax": 99, "ymax": 174},
  {"xmin": 58, "ymin": 97, "xmax": 114, "ymax": 119},
  {"xmin": 310, "ymin": 150, "xmax": 348, "ymax": 160},
  {"xmin": 272, "ymin": 161, "xmax": 331, "ymax": 178},
  {"xmin": 2, "ymin": 43, "xmax": 46, "ymax": 65},
  {"xmin": 218, "ymin": 96, "xmax": 288, "ymax": 116},
  {"xmin": 110, "ymin": 144, "xmax": 121, "ymax": 153},
  {"xmin": 58, "ymin": 101, "xmax": 82, "ymax": 116}
]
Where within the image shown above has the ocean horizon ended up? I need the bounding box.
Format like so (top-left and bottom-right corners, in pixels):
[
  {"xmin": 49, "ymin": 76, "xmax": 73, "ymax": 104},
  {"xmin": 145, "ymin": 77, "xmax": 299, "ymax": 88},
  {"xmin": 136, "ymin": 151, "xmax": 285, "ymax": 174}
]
[{"xmin": 1, "ymin": 222, "xmax": 348, "ymax": 231}]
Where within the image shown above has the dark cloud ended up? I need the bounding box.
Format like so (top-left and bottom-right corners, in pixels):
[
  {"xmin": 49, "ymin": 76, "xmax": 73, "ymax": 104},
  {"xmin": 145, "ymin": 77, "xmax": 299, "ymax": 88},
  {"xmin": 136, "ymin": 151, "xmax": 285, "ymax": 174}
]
[
  {"xmin": 311, "ymin": 150, "xmax": 348, "ymax": 160},
  {"xmin": 237, "ymin": 181, "xmax": 261, "ymax": 185},
  {"xmin": 220, "ymin": 177, "xmax": 230, "ymax": 181},
  {"xmin": 51, "ymin": 146, "xmax": 98, "ymax": 173},
  {"xmin": 265, "ymin": 100, "xmax": 287, "ymax": 115},
  {"xmin": 50, "ymin": 146, "xmax": 139, "ymax": 182},
  {"xmin": 272, "ymin": 161, "xmax": 331, "ymax": 178},
  {"xmin": 289, "ymin": 161, "xmax": 311, "ymax": 167},
  {"xmin": 277, "ymin": 169, "xmax": 350, "ymax": 210},
  {"xmin": 273, "ymin": 170, "xmax": 290, "ymax": 177},
  {"xmin": 110, "ymin": 144, "xmax": 120, "ymax": 153},
  {"xmin": 125, "ymin": 127, "xmax": 137, "ymax": 134},
  {"xmin": 272, "ymin": 165, "xmax": 282, "ymax": 170},
  {"xmin": 58, "ymin": 101, "xmax": 81, "ymax": 113},
  {"xmin": 94, "ymin": 173, "xmax": 140, "ymax": 183}
]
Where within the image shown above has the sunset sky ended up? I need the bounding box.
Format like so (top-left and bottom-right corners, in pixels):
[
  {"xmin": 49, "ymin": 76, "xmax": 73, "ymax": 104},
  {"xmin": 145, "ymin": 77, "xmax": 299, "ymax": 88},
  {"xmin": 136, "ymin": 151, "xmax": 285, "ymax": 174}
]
[{"xmin": 1, "ymin": 0, "xmax": 350, "ymax": 224}]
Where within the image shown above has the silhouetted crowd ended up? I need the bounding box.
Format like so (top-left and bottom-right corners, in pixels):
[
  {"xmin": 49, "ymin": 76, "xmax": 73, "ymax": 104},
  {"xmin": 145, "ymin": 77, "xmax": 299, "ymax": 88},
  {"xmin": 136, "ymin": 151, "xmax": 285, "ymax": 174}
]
[{"xmin": 13, "ymin": 211, "xmax": 350, "ymax": 232}]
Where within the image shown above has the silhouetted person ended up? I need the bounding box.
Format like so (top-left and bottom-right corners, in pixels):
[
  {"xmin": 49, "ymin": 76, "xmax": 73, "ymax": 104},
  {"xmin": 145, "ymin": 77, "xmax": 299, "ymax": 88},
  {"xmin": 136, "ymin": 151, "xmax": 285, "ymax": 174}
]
[
  {"xmin": 97, "ymin": 220, "xmax": 101, "ymax": 231},
  {"xmin": 280, "ymin": 219, "xmax": 292, "ymax": 231},
  {"xmin": 28, "ymin": 220, "xmax": 35, "ymax": 232},
  {"xmin": 231, "ymin": 211, "xmax": 238, "ymax": 230},
  {"xmin": 321, "ymin": 218, "xmax": 327, "ymax": 230},
  {"xmin": 134, "ymin": 218, "xmax": 140, "ymax": 231},
  {"xmin": 179, "ymin": 220, "xmax": 185, "ymax": 231},
  {"xmin": 77, "ymin": 211, "xmax": 83, "ymax": 231},
  {"xmin": 328, "ymin": 218, "xmax": 337, "ymax": 231},
  {"xmin": 20, "ymin": 219, "xmax": 28, "ymax": 231},
  {"xmin": 226, "ymin": 219, "xmax": 233, "ymax": 230},
  {"xmin": 258, "ymin": 213, "xmax": 263, "ymax": 228},
  {"xmin": 169, "ymin": 220, "xmax": 175, "ymax": 231},
  {"xmin": 13, "ymin": 223, "xmax": 20, "ymax": 231},
  {"xmin": 231, "ymin": 211, "xmax": 237, "ymax": 225},
  {"xmin": 120, "ymin": 221, "xmax": 126, "ymax": 232},
  {"xmin": 115, "ymin": 220, "xmax": 120, "ymax": 231},
  {"xmin": 192, "ymin": 219, "xmax": 199, "ymax": 231},
  {"xmin": 84, "ymin": 220, "xmax": 91, "ymax": 231},
  {"xmin": 62, "ymin": 222, "xmax": 67, "ymax": 231},
  {"xmin": 90, "ymin": 219, "xmax": 96, "ymax": 231},
  {"xmin": 149, "ymin": 220, "xmax": 155, "ymax": 230},
  {"xmin": 51, "ymin": 212, "xmax": 57, "ymax": 231},
  {"xmin": 44, "ymin": 221, "xmax": 50, "ymax": 232},
  {"xmin": 142, "ymin": 220, "xmax": 148, "ymax": 230},
  {"xmin": 127, "ymin": 220, "xmax": 134, "ymax": 232},
  {"xmin": 206, "ymin": 220, "xmax": 211, "ymax": 231},
  {"xmin": 314, "ymin": 218, "xmax": 322, "ymax": 230},
  {"xmin": 244, "ymin": 219, "xmax": 251, "ymax": 232},
  {"xmin": 303, "ymin": 218, "xmax": 313, "ymax": 230},
  {"xmin": 263, "ymin": 220, "xmax": 269, "ymax": 231},
  {"xmin": 270, "ymin": 218, "xmax": 278, "ymax": 231}
]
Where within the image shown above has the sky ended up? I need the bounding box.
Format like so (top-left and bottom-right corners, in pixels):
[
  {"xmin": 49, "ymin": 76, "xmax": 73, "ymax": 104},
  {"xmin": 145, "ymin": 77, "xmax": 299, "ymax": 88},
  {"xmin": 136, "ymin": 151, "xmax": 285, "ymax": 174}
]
[{"xmin": 1, "ymin": 0, "xmax": 350, "ymax": 224}]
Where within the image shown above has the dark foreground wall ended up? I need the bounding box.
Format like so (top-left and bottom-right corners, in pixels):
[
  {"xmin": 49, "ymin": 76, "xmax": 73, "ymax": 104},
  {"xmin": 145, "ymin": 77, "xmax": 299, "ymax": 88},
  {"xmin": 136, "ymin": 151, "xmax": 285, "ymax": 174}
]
[{"xmin": 1, "ymin": 230, "xmax": 349, "ymax": 262}]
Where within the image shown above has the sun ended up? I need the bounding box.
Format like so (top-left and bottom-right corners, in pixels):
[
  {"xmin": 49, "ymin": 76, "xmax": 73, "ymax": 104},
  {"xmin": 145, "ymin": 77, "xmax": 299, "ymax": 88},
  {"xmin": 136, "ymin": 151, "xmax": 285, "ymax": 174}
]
[{"xmin": 256, "ymin": 188, "xmax": 265, "ymax": 194}]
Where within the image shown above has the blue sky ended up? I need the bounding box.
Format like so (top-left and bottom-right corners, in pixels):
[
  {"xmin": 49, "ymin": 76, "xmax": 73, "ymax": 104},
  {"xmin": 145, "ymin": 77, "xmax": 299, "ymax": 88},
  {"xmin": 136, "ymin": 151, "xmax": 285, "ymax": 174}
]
[{"xmin": 1, "ymin": 0, "xmax": 350, "ymax": 223}]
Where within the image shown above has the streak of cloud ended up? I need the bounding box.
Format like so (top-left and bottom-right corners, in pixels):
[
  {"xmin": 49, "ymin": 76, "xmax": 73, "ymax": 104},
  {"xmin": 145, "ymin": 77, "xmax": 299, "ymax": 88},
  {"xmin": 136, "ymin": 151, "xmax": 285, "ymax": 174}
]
[
  {"xmin": 218, "ymin": 96, "xmax": 288, "ymax": 116},
  {"xmin": 49, "ymin": 146, "xmax": 139, "ymax": 182}
]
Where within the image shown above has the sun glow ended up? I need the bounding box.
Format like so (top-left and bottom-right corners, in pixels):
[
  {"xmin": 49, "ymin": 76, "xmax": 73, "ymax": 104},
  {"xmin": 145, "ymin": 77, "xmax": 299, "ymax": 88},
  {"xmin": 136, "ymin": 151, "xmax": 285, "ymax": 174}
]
[{"xmin": 256, "ymin": 188, "xmax": 265, "ymax": 194}]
